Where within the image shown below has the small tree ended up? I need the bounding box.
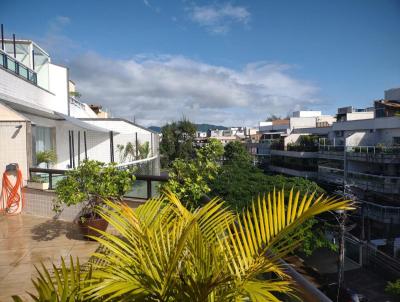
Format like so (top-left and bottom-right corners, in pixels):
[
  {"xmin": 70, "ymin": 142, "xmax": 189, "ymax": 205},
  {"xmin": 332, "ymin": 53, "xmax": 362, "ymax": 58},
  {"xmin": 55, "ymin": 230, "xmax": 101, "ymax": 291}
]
[
  {"xmin": 160, "ymin": 118, "xmax": 197, "ymax": 167},
  {"xmin": 164, "ymin": 138, "xmax": 223, "ymax": 208},
  {"xmin": 138, "ymin": 141, "xmax": 150, "ymax": 159},
  {"xmin": 54, "ymin": 160, "xmax": 135, "ymax": 220},
  {"xmin": 124, "ymin": 142, "xmax": 136, "ymax": 162},
  {"xmin": 36, "ymin": 149, "xmax": 57, "ymax": 168}
]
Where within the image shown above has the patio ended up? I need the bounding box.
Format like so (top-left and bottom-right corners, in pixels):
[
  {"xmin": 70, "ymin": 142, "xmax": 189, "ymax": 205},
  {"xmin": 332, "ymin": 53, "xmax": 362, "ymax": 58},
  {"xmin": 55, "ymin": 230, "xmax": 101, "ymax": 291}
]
[{"xmin": 0, "ymin": 214, "xmax": 99, "ymax": 301}]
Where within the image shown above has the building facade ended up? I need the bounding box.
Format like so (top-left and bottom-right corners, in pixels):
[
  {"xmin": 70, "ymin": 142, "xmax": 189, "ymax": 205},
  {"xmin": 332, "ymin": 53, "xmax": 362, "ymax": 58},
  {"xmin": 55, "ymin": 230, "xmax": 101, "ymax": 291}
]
[{"xmin": 0, "ymin": 37, "xmax": 159, "ymax": 186}]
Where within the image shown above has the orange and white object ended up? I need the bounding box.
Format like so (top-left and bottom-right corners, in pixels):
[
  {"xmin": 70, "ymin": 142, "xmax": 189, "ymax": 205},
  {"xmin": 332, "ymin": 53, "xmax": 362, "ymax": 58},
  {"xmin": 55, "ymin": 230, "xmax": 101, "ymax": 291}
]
[{"xmin": 0, "ymin": 163, "xmax": 24, "ymax": 215}]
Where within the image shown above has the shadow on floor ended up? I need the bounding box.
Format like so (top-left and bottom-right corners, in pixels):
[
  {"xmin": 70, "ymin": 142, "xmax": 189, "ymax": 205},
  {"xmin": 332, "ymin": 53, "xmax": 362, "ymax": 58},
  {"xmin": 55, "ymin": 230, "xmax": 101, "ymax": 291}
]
[{"xmin": 30, "ymin": 219, "xmax": 85, "ymax": 241}]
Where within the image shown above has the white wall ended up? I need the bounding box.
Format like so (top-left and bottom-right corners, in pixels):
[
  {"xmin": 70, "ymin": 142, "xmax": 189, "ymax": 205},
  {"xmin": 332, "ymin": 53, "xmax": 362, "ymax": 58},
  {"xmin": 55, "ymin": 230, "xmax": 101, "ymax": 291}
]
[
  {"xmin": 0, "ymin": 68, "xmax": 55, "ymax": 111},
  {"xmin": 0, "ymin": 121, "xmax": 29, "ymax": 185},
  {"xmin": 346, "ymin": 112, "xmax": 374, "ymax": 121},
  {"xmin": 48, "ymin": 64, "xmax": 69, "ymax": 114},
  {"xmin": 290, "ymin": 117, "xmax": 316, "ymax": 130},
  {"xmin": 292, "ymin": 111, "xmax": 321, "ymax": 118}
]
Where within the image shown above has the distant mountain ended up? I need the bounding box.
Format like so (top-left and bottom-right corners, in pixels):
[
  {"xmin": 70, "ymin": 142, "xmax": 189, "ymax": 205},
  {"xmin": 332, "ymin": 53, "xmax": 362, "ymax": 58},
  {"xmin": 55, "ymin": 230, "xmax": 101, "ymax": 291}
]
[
  {"xmin": 148, "ymin": 124, "xmax": 228, "ymax": 133},
  {"xmin": 196, "ymin": 124, "xmax": 227, "ymax": 132}
]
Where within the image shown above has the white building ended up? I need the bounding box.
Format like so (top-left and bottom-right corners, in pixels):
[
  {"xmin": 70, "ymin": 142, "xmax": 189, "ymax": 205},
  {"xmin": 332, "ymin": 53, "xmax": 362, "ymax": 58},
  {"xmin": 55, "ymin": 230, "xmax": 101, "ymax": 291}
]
[{"xmin": 0, "ymin": 38, "xmax": 159, "ymax": 185}]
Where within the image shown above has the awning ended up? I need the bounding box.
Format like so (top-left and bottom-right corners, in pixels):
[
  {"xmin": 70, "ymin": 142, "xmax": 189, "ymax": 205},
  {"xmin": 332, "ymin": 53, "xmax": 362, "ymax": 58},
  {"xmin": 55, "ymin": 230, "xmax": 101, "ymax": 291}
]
[{"xmin": 55, "ymin": 112, "xmax": 115, "ymax": 133}]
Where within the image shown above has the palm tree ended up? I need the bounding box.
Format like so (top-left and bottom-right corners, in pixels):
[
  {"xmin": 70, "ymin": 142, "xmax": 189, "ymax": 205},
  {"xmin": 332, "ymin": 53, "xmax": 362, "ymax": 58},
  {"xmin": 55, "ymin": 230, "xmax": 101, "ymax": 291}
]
[{"xmin": 81, "ymin": 189, "xmax": 352, "ymax": 301}]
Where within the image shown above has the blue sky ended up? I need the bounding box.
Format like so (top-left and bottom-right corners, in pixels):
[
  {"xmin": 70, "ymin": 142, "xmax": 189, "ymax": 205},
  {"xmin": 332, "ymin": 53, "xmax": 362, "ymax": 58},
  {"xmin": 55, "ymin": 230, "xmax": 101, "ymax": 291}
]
[{"xmin": 1, "ymin": 0, "xmax": 400, "ymax": 126}]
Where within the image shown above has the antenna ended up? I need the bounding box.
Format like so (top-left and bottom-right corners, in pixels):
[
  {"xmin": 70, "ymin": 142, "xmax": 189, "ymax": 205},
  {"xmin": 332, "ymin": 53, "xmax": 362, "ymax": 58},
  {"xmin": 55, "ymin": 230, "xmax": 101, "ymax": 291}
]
[
  {"xmin": 1, "ymin": 24, "xmax": 4, "ymax": 51},
  {"xmin": 12, "ymin": 33, "xmax": 16, "ymax": 58}
]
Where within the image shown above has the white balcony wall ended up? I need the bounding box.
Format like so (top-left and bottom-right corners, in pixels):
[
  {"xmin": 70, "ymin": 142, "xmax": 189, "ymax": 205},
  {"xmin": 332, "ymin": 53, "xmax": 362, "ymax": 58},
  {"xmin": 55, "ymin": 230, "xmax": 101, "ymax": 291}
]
[{"xmin": 0, "ymin": 68, "xmax": 55, "ymax": 110}]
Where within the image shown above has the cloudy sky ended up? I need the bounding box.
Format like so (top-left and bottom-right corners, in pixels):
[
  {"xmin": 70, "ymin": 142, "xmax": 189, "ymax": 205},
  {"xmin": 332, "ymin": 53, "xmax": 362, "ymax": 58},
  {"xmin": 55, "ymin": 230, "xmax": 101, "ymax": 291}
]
[{"xmin": 2, "ymin": 0, "xmax": 400, "ymax": 126}]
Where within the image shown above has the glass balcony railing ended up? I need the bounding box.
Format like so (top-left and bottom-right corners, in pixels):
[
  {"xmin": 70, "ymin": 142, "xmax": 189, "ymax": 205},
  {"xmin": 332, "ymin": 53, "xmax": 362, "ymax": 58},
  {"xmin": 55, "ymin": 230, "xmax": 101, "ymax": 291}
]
[{"xmin": 0, "ymin": 49, "xmax": 37, "ymax": 85}]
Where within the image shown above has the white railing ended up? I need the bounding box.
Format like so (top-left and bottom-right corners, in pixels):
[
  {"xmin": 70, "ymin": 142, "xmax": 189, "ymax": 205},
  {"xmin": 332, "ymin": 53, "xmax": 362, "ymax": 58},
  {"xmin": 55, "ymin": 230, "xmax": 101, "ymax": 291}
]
[{"xmin": 115, "ymin": 155, "xmax": 158, "ymax": 169}]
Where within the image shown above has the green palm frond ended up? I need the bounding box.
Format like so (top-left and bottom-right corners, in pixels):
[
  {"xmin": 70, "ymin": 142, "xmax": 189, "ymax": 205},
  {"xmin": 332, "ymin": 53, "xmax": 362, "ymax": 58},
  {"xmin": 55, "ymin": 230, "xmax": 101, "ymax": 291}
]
[
  {"xmin": 83, "ymin": 188, "xmax": 351, "ymax": 301},
  {"xmin": 12, "ymin": 256, "xmax": 92, "ymax": 302}
]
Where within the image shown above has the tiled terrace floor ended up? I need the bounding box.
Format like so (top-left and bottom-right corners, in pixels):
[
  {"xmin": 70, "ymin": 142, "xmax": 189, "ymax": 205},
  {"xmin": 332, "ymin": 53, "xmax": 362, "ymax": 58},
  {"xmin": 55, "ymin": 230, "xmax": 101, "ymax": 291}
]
[{"xmin": 0, "ymin": 214, "xmax": 99, "ymax": 301}]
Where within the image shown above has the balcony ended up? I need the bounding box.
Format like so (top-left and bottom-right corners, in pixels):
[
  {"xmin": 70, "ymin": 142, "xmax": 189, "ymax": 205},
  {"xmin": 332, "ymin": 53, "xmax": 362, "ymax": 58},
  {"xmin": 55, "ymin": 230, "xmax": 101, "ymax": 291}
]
[
  {"xmin": 362, "ymin": 201, "xmax": 400, "ymax": 224},
  {"xmin": 319, "ymin": 145, "xmax": 400, "ymax": 163},
  {"xmin": 0, "ymin": 49, "xmax": 37, "ymax": 85},
  {"xmin": 318, "ymin": 166, "xmax": 400, "ymax": 194},
  {"xmin": 346, "ymin": 145, "xmax": 400, "ymax": 163}
]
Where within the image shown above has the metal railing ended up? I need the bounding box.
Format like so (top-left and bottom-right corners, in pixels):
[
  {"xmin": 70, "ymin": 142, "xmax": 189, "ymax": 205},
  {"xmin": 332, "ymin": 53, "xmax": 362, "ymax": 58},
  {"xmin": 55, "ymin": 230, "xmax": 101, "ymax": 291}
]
[
  {"xmin": 29, "ymin": 167, "xmax": 168, "ymax": 200},
  {"xmin": 362, "ymin": 200, "xmax": 400, "ymax": 224},
  {"xmin": 0, "ymin": 49, "xmax": 37, "ymax": 85},
  {"xmin": 318, "ymin": 166, "xmax": 400, "ymax": 194}
]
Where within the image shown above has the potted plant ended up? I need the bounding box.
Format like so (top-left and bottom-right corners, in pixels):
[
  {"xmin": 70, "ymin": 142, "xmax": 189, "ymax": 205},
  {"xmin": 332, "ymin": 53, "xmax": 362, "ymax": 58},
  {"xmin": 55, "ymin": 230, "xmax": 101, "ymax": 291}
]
[
  {"xmin": 53, "ymin": 160, "xmax": 135, "ymax": 238},
  {"xmin": 36, "ymin": 149, "xmax": 57, "ymax": 168},
  {"xmin": 27, "ymin": 175, "xmax": 49, "ymax": 190}
]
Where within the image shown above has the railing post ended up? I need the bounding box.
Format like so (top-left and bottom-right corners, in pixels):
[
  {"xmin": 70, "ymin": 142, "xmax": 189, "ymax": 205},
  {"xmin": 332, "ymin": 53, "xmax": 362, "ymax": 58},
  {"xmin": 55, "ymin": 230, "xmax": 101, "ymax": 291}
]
[
  {"xmin": 49, "ymin": 172, "xmax": 53, "ymax": 190},
  {"xmin": 147, "ymin": 179, "xmax": 152, "ymax": 199}
]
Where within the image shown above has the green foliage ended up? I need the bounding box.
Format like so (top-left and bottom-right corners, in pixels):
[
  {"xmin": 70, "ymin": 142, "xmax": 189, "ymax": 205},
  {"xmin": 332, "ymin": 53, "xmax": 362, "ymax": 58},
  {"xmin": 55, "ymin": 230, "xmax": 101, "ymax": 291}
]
[
  {"xmin": 116, "ymin": 144, "xmax": 125, "ymax": 162},
  {"xmin": 386, "ymin": 279, "xmax": 400, "ymax": 296},
  {"xmin": 138, "ymin": 141, "xmax": 150, "ymax": 159},
  {"xmin": 12, "ymin": 257, "xmax": 92, "ymax": 302},
  {"xmin": 29, "ymin": 175, "xmax": 46, "ymax": 184},
  {"xmin": 80, "ymin": 191, "xmax": 351, "ymax": 301},
  {"xmin": 54, "ymin": 160, "xmax": 135, "ymax": 215},
  {"xmin": 160, "ymin": 118, "xmax": 197, "ymax": 167},
  {"xmin": 69, "ymin": 91, "xmax": 82, "ymax": 98},
  {"xmin": 163, "ymin": 138, "xmax": 223, "ymax": 208},
  {"xmin": 36, "ymin": 149, "xmax": 57, "ymax": 167},
  {"xmin": 224, "ymin": 141, "xmax": 252, "ymax": 164},
  {"xmin": 209, "ymin": 141, "xmax": 331, "ymax": 256},
  {"xmin": 124, "ymin": 142, "xmax": 136, "ymax": 162}
]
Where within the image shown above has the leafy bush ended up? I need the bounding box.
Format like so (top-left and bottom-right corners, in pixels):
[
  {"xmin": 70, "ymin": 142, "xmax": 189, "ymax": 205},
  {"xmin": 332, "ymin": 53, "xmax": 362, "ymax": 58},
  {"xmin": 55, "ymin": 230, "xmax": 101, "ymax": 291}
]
[
  {"xmin": 385, "ymin": 279, "xmax": 400, "ymax": 296},
  {"xmin": 54, "ymin": 160, "xmax": 135, "ymax": 217},
  {"xmin": 36, "ymin": 149, "xmax": 57, "ymax": 167}
]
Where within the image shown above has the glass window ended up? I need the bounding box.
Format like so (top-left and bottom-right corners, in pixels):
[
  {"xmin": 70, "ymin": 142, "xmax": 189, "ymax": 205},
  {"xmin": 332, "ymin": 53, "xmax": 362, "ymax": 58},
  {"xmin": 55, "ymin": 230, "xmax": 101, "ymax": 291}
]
[
  {"xmin": 0, "ymin": 53, "xmax": 4, "ymax": 67},
  {"xmin": 6, "ymin": 56, "xmax": 16, "ymax": 73},
  {"xmin": 35, "ymin": 126, "xmax": 53, "ymax": 152},
  {"xmin": 28, "ymin": 70, "xmax": 36, "ymax": 83},
  {"xmin": 19, "ymin": 65, "xmax": 28, "ymax": 79}
]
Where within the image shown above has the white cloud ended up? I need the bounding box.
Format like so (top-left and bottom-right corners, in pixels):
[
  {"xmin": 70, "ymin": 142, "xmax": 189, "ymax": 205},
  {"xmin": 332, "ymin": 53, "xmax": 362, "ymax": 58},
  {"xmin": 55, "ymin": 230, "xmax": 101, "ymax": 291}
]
[
  {"xmin": 187, "ymin": 3, "xmax": 250, "ymax": 34},
  {"xmin": 69, "ymin": 53, "xmax": 320, "ymax": 126}
]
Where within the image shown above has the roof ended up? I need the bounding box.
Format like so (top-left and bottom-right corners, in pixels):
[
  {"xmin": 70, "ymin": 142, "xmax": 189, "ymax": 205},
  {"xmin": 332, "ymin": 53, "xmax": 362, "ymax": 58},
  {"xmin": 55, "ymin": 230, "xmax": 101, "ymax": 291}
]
[
  {"xmin": 272, "ymin": 119, "xmax": 290, "ymax": 125},
  {"xmin": 377, "ymin": 99, "xmax": 400, "ymax": 108},
  {"xmin": 56, "ymin": 113, "xmax": 113, "ymax": 133},
  {"xmin": 78, "ymin": 117, "xmax": 159, "ymax": 134}
]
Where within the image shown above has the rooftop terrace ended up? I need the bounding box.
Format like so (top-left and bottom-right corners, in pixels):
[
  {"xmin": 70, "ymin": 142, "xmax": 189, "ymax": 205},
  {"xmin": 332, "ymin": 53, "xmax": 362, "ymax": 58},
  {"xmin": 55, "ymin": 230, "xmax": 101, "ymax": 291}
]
[{"xmin": 0, "ymin": 214, "xmax": 98, "ymax": 301}]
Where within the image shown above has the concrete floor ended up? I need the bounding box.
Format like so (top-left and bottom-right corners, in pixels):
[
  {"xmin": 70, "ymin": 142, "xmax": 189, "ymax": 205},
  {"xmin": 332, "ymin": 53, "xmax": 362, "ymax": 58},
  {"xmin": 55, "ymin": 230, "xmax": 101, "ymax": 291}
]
[{"xmin": 0, "ymin": 214, "xmax": 98, "ymax": 301}]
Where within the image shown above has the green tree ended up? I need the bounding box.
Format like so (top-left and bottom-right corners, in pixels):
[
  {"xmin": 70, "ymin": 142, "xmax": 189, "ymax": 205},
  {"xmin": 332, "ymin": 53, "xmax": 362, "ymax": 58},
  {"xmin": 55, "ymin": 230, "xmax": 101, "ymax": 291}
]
[
  {"xmin": 160, "ymin": 119, "xmax": 197, "ymax": 167},
  {"xmin": 210, "ymin": 142, "xmax": 335, "ymax": 256},
  {"xmin": 138, "ymin": 141, "xmax": 150, "ymax": 159},
  {"xmin": 163, "ymin": 138, "xmax": 223, "ymax": 208},
  {"xmin": 224, "ymin": 141, "xmax": 252, "ymax": 164}
]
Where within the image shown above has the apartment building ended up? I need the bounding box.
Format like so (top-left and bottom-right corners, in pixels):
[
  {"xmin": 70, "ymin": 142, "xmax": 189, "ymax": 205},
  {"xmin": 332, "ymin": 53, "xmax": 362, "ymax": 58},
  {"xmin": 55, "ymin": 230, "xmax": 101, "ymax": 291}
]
[
  {"xmin": 257, "ymin": 90, "xmax": 400, "ymax": 256},
  {"xmin": 0, "ymin": 33, "xmax": 159, "ymax": 185}
]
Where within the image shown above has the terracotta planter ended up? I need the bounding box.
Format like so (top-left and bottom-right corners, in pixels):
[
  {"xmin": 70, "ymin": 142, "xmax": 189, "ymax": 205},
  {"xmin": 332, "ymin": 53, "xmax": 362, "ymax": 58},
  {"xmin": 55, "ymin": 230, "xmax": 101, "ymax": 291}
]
[{"xmin": 78, "ymin": 215, "xmax": 108, "ymax": 240}]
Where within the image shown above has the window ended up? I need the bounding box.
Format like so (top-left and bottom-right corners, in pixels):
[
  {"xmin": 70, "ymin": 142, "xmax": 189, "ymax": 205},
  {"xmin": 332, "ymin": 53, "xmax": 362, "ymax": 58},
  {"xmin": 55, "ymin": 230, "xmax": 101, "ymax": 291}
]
[{"xmin": 393, "ymin": 137, "xmax": 400, "ymax": 146}]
